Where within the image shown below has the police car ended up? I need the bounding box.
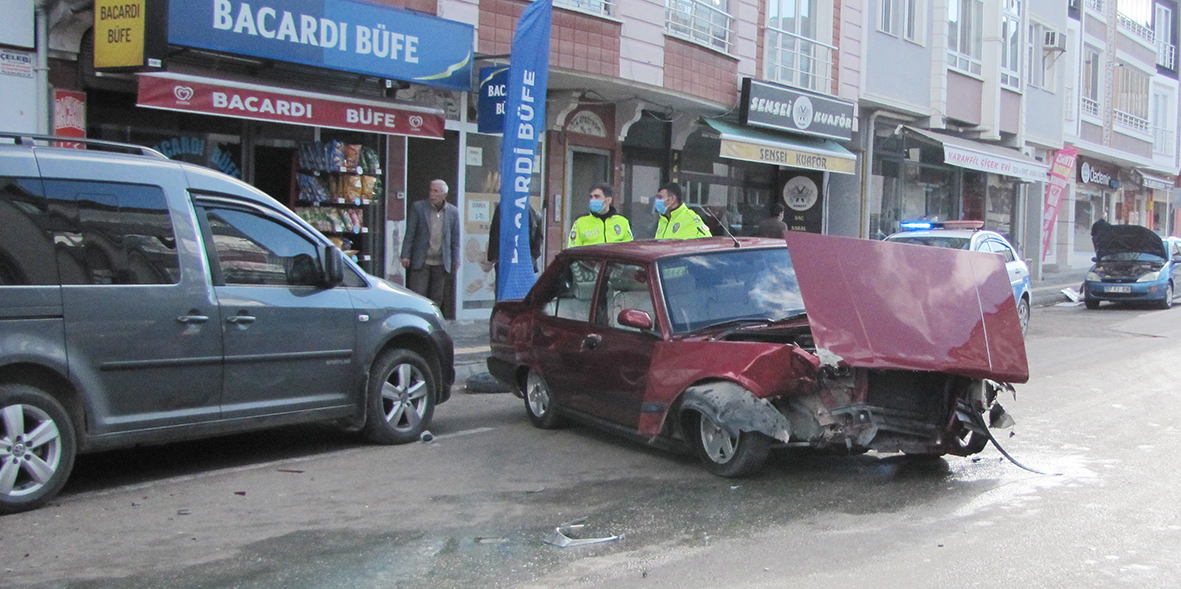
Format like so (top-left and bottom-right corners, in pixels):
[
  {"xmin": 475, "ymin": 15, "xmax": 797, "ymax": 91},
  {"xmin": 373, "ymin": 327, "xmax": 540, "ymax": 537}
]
[{"xmin": 885, "ymin": 220, "xmax": 1032, "ymax": 335}]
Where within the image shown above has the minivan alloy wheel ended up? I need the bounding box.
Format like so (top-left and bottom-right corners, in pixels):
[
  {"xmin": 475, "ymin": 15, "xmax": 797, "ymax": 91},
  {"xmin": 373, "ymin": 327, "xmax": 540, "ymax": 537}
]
[
  {"xmin": 362, "ymin": 349, "xmax": 436, "ymax": 444},
  {"xmin": 0, "ymin": 385, "xmax": 77, "ymax": 514}
]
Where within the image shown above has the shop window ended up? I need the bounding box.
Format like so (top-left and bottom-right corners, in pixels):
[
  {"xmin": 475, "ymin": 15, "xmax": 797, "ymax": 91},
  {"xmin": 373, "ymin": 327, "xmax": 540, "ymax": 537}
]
[
  {"xmin": 1074, "ymin": 194, "xmax": 1104, "ymax": 253},
  {"xmin": 42, "ymin": 180, "xmax": 181, "ymax": 286},
  {"xmin": 947, "ymin": 0, "xmax": 984, "ymax": 75}
]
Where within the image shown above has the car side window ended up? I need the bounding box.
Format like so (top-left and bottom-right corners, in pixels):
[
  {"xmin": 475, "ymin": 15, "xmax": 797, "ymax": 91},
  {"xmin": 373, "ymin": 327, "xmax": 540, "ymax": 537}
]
[
  {"xmin": 203, "ymin": 206, "xmax": 324, "ymax": 287},
  {"xmin": 42, "ymin": 179, "xmax": 181, "ymax": 285},
  {"xmin": 0, "ymin": 176, "xmax": 57, "ymax": 285},
  {"xmin": 540, "ymin": 260, "xmax": 599, "ymax": 322},
  {"xmin": 598, "ymin": 263, "xmax": 655, "ymax": 332}
]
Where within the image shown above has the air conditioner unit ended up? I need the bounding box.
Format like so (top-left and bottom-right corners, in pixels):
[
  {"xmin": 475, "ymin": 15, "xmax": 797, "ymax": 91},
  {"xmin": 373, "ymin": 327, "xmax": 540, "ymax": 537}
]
[{"xmin": 1044, "ymin": 31, "xmax": 1067, "ymax": 52}]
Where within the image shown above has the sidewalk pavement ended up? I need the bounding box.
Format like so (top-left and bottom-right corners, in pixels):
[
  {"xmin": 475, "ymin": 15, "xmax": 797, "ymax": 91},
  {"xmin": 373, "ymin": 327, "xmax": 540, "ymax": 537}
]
[{"xmin": 444, "ymin": 268, "xmax": 1091, "ymax": 388}]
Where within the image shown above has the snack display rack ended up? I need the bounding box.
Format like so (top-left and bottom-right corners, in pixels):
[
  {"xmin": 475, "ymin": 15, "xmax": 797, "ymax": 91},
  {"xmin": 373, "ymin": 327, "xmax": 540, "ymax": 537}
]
[{"xmin": 292, "ymin": 141, "xmax": 382, "ymax": 273}]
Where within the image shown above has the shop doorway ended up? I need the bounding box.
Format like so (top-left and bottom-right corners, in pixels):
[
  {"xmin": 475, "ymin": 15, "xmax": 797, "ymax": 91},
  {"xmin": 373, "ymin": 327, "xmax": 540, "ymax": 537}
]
[
  {"xmin": 407, "ymin": 132, "xmax": 460, "ymax": 318},
  {"xmin": 567, "ymin": 149, "xmax": 612, "ymax": 231}
]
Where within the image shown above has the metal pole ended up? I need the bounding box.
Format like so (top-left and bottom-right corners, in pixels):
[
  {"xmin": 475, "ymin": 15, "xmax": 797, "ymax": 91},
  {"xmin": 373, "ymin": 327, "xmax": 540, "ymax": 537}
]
[{"xmin": 35, "ymin": 5, "xmax": 50, "ymax": 134}]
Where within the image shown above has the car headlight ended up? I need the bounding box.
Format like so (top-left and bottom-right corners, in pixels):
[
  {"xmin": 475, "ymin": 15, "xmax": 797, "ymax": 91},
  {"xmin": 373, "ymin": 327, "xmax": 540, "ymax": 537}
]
[
  {"xmin": 1086, "ymin": 272, "xmax": 1101, "ymax": 281},
  {"xmin": 1137, "ymin": 271, "xmax": 1162, "ymax": 283}
]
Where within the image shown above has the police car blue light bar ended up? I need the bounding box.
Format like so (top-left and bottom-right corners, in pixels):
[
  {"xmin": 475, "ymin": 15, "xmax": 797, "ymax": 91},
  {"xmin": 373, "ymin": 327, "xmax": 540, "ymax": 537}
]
[{"xmin": 900, "ymin": 220, "xmax": 984, "ymax": 231}]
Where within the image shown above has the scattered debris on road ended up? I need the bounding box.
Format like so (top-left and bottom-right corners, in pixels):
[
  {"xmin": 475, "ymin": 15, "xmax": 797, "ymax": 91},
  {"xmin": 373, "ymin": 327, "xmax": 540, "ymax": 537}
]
[{"xmin": 543, "ymin": 518, "xmax": 622, "ymax": 548}]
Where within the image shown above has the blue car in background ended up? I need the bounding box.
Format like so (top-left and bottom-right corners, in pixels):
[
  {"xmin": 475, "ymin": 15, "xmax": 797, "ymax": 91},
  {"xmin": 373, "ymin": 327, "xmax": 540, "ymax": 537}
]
[
  {"xmin": 1084, "ymin": 225, "xmax": 1181, "ymax": 309},
  {"xmin": 885, "ymin": 220, "xmax": 1032, "ymax": 335}
]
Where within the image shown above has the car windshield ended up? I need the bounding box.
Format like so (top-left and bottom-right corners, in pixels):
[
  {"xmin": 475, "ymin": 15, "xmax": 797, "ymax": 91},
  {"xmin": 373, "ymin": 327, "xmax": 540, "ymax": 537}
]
[
  {"xmin": 658, "ymin": 248, "xmax": 804, "ymax": 334},
  {"xmin": 886, "ymin": 235, "xmax": 972, "ymax": 249}
]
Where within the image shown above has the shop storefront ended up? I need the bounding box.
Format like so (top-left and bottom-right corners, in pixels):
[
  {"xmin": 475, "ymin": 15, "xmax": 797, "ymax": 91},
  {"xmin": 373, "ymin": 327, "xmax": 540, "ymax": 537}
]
[
  {"xmin": 1137, "ymin": 170, "xmax": 1178, "ymax": 236},
  {"xmin": 69, "ymin": 0, "xmax": 478, "ymax": 313},
  {"xmin": 667, "ymin": 79, "xmax": 858, "ymax": 237},
  {"xmin": 868, "ymin": 126, "xmax": 1048, "ymax": 252}
]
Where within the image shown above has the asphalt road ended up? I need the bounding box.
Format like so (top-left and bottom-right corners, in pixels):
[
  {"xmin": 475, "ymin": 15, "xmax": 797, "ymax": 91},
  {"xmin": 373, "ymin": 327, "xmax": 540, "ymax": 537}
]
[{"xmin": 2, "ymin": 301, "xmax": 1180, "ymax": 588}]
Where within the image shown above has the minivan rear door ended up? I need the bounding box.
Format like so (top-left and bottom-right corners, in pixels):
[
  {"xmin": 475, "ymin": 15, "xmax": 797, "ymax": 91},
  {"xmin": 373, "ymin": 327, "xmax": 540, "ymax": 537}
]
[
  {"xmin": 195, "ymin": 199, "xmax": 357, "ymax": 419},
  {"xmin": 36, "ymin": 151, "xmax": 224, "ymax": 434}
]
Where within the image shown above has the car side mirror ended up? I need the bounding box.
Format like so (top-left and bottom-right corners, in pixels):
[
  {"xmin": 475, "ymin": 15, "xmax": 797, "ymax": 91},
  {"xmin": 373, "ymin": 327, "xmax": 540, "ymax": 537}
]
[
  {"xmin": 618, "ymin": 309, "xmax": 653, "ymax": 331},
  {"xmin": 323, "ymin": 245, "xmax": 344, "ymax": 287}
]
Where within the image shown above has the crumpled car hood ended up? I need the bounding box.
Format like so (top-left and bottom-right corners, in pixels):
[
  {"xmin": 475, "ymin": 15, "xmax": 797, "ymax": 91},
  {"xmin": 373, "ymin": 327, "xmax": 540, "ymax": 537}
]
[
  {"xmin": 782, "ymin": 231, "xmax": 1029, "ymax": 383},
  {"xmin": 1094, "ymin": 225, "xmax": 1167, "ymax": 260}
]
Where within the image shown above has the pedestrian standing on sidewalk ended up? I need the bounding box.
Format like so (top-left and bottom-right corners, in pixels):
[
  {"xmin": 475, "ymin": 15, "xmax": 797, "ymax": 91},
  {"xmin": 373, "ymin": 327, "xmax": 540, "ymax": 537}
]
[
  {"xmin": 402, "ymin": 179, "xmax": 460, "ymax": 316},
  {"xmin": 568, "ymin": 183, "xmax": 633, "ymax": 247},
  {"xmin": 654, "ymin": 182, "xmax": 711, "ymax": 240}
]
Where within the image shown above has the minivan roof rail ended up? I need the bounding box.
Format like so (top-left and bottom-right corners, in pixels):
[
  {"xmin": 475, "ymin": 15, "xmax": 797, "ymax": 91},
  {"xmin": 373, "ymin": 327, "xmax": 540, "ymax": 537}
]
[{"xmin": 0, "ymin": 133, "xmax": 170, "ymax": 160}]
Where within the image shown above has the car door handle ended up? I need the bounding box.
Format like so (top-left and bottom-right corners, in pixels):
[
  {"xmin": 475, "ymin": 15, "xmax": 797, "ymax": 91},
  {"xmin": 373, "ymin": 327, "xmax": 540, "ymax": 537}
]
[
  {"xmin": 176, "ymin": 314, "xmax": 210, "ymax": 324},
  {"xmin": 226, "ymin": 314, "xmax": 257, "ymax": 325},
  {"xmin": 582, "ymin": 334, "xmax": 602, "ymax": 350}
]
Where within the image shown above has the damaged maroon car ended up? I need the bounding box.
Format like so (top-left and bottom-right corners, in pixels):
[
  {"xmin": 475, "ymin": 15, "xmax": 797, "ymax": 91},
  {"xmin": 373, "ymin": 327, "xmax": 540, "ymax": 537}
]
[{"xmin": 487, "ymin": 233, "xmax": 1028, "ymax": 476}]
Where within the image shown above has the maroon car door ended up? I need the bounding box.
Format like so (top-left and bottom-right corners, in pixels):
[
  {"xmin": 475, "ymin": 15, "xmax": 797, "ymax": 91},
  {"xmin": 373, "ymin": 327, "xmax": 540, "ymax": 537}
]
[
  {"xmin": 528, "ymin": 259, "xmax": 603, "ymax": 412},
  {"xmin": 575, "ymin": 262, "xmax": 660, "ymax": 429}
]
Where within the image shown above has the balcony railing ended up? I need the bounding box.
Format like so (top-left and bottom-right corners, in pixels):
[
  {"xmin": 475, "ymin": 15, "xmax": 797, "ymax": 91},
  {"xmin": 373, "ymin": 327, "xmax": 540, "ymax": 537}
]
[
  {"xmin": 1117, "ymin": 13, "xmax": 1155, "ymax": 44},
  {"xmin": 1114, "ymin": 109, "xmax": 1152, "ymax": 135},
  {"xmin": 763, "ymin": 27, "xmax": 834, "ymax": 94},
  {"xmin": 554, "ymin": 0, "xmax": 615, "ymax": 17},
  {"xmin": 1081, "ymin": 96, "xmax": 1101, "ymax": 118},
  {"xmin": 1085, "ymin": 0, "xmax": 1104, "ymax": 12},
  {"xmin": 1154, "ymin": 127, "xmax": 1175, "ymax": 156},
  {"xmin": 665, "ymin": 0, "xmax": 733, "ymax": 53},
  {"xmin": 1158, "ymin": 41, "xmax": 1177, "ymax": 69}
]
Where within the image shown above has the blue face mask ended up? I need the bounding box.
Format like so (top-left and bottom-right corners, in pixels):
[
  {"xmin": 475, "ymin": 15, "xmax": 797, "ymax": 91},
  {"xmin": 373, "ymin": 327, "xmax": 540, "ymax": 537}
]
[
  {"xmin": 654, "ymin": 198, "xmax": 668, "ymax": 215},
  {"xmin": 589, "ymin": 199, "xmax": 604, "ymax": 214}
]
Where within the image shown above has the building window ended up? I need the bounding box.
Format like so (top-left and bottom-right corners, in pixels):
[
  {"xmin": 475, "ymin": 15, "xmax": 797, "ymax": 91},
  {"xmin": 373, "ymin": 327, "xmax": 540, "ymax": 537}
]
[
  {"xmin": 903, "ymin": 0, "xmax": 922, "ymax": 43},
  {"xmin": 552, "ymin": 0, "xmax": 615, "ymax": 16},
  {"xmin": 764, "ymin": 0, "xmax": 832, "ymax": 93},
  {"xmin": 1114, "ymin": 63, "xmax": 1152, "ymax": 135},
  {"xmin": 1151, "ymin": 89, "xmax": 1175, "ymax": 155},
  {"xmin": 947, "ymin": 0, "xmax": 983, "ymax": 75},
  {"xmin": 879, "ymin": 0, "xmax": 896, "ymax": 35},
  {"xmin": 1082, "ymin": 46, "xmax": 1102, "ymax": 118},
  {"xmin": 1001, "ymin": 0, "xmax": 1022, "ymax": 89},
  {"xmin": 666, "ymin": 0, "xmax": 733, "ymax": 53},
  {"xmin": 1027, "ymin": 22, "xmax": 1056, "ymax": 91},
  {"xmin": 1156, "ymin": 4, "xmax": 1176, "ymax": 69}
]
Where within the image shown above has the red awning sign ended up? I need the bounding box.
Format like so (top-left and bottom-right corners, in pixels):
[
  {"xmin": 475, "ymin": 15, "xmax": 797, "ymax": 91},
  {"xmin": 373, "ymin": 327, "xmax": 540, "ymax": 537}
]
[{"xmin": 137, "ymin": 72, "xmax": 444, "ymax": 138}]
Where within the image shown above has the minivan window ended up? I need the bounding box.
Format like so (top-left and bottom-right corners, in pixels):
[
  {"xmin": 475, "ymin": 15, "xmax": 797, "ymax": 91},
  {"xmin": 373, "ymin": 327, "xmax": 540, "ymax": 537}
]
[
  {"xmin": 41, "ymin": 180, "xmax": 181, "ymax": 285},
  {"xmin": 0, "ymin": 177, "xmax": 57, "ymax": 285},
  {"xmin": 204, "ymin": 207, "xmax": 323, "ymax": 286}
]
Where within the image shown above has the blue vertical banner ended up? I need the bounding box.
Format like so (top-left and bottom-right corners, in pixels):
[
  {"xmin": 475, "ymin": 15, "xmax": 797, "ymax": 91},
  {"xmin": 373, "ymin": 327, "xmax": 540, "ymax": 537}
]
[{"xmin": 496, "ymin": 0, "xmax": 552, "ymax": 301}]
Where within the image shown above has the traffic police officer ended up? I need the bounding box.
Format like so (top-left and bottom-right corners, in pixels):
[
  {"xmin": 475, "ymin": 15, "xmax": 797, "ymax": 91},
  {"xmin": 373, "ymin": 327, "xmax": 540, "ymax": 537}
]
[
  {"xmin": 654, "ymin": 182, "xmax": 711, "ymax": 240},
  {"xmin": 568, "ymin": 183, "xmax": 633, "ymax": 247}
]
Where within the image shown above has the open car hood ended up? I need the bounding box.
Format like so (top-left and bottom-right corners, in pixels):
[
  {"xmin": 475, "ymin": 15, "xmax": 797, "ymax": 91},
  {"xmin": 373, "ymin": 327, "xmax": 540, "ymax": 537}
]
[
  {"xmin": 1094, "ymin": 225, "xmax": 1166, "ymax": 260},
  {"xmin": 782, "ymin": 232, "xmax": 1028, "ymax": 383}
]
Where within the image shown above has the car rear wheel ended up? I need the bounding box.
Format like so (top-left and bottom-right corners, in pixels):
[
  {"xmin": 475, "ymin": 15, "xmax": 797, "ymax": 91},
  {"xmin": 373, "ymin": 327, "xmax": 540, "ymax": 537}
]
[
  {"xmin": 524, "ymin": 370, "xmax": 566, "ymax": 429},
  {"xmin": 0, "ymin": 384, "xmax": 76, "ymax": 515},
  {"xmin": 686, "ymin": 411, "xmax": 769, "ymax": 478},
  {"xmin": 1017, "ymin": 297, "xmax": 1030, "ymax": 335},
  {"xmin": 362, "ymin": 349, "xmax": 436, "ymax": 444},
  {"xmin": 1084, "ymin": 297, "xmax": 1100, "ymax": 309}
]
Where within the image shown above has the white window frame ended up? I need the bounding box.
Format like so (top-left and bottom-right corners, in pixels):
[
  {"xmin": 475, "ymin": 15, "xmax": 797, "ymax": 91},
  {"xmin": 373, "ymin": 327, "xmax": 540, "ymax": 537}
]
[
  {"xmin": 903, "ymin": 0, "xmax": 923, "ymax": 43},
  {"xmin": 763, "ymin": 0, "xmax": 833, "ymax": 93},
  {"xmin": 1114, "ymin": 61, "xmax": 1152, "ymax": 136},
  {"xmin": 1081, "ymin": 45, "xmax": 1102, "ymax": 119},
  {"xmin": 1026, "ymin": 21, "xmax": 1057, "ymax": 92},
  {"xmin": 1156, "ymin": 4, "xmax": 1176, "ymax": 69},
  {"xmin": 879, "ymin": 0, "xmax": 897, "ymax": 35},
  {"xmin": 666, "ymin": 0, "xmax": 734, "ymax": 53},
  {"xmin": 1151, "ymin": 88, "xmax": 1175, "ymax": 155},
  {"xmin": 948, "ymin": 0, "xmax": 984, "ymax": 75},
  {"xmin": 1001, "ymin": 0, "xmax": 1023, "ymax": 89}
]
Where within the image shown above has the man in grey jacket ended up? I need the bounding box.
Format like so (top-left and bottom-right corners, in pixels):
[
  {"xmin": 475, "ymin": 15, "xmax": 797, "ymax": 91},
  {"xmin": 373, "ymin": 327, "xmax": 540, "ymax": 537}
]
[{"xmin": 401, "ymin": 179, "xmax": 460, "ymax": 316}]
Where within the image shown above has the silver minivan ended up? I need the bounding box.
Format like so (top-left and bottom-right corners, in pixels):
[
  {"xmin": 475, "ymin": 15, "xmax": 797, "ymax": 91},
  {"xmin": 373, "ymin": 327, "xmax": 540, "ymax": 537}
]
[{"xmin": 0, "ymin": 135, "xmax": 454, "ymax": 514}]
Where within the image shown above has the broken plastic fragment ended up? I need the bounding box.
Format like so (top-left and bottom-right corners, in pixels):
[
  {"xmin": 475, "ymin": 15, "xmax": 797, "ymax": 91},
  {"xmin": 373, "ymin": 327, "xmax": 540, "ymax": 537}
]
[
  {"xmin": 543, "ymin": 518, "xmax": 621, "ymax": 548},
  {"xmin": 816, "ymin": 348, "xmax": 844, "ymax": 370},
  {"xmin": 419, "ymin": 430, "xmax": 434, "ymax": 443}
]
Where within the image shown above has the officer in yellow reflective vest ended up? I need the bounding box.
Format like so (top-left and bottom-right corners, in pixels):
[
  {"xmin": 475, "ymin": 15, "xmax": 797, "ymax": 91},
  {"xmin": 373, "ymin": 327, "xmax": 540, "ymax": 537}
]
[
  {"xmin": 568, "ymin": 183, "xmax": 633, "ymax": 247},
  {"xmin": 655, "ymin": 182, "xmax": 711, "ymax": 240}
]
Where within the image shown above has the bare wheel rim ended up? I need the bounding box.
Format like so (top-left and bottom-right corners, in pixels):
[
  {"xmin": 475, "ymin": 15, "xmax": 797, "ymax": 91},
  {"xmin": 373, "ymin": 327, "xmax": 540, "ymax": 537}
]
[
  {"xmin": 380, "ymin": 363, "xmax": 428, "ymax": 433},
  {"xmin": 1018, "ymin": 299, "xmax": 1030, "ymax": 333},
  {"xmin": 699, "ymin": 414, "xmax": 737, "ymax": 464},
  {"xmin": 526, "ymin": 373, "xmax": 550, "ymax": 417},
  {"xmin": 0, "ymin": 403, "xmax": 64, "ymax": 498}
]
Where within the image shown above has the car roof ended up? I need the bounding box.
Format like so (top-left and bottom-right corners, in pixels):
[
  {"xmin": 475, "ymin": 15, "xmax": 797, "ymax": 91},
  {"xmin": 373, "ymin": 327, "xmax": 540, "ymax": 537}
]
[
  {"xmin": 559, "ymin": 237, "xmax": 786, "ymax": 263},
  {"xmin": 886, "ymin": 228, "xmax": 1001, "ymax": 240}
]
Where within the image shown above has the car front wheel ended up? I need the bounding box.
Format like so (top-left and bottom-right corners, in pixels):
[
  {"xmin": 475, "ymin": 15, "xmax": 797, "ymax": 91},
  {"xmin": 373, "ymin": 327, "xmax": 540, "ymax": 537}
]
[
  {"xmin": 362, "ymin": 349, "xmax": 436, "ymax": 444},
  {"xmin": 524, "ymin": 370, "xmax": 566, "ymax": 429},
  {"xmin": 1017, "ymin": 297, "xmax": 1030, "ymax": 335},
  {"xmin": 0, "ymin": 384, "xmax": 76, "ymax": 515},
  {"xmin": 686, "ymin": 411, "xmax": 769, "ymax": 478},
  {"xmin": 1158, "ymin": 282, "xmax": 1174, "ymax": 310}
]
